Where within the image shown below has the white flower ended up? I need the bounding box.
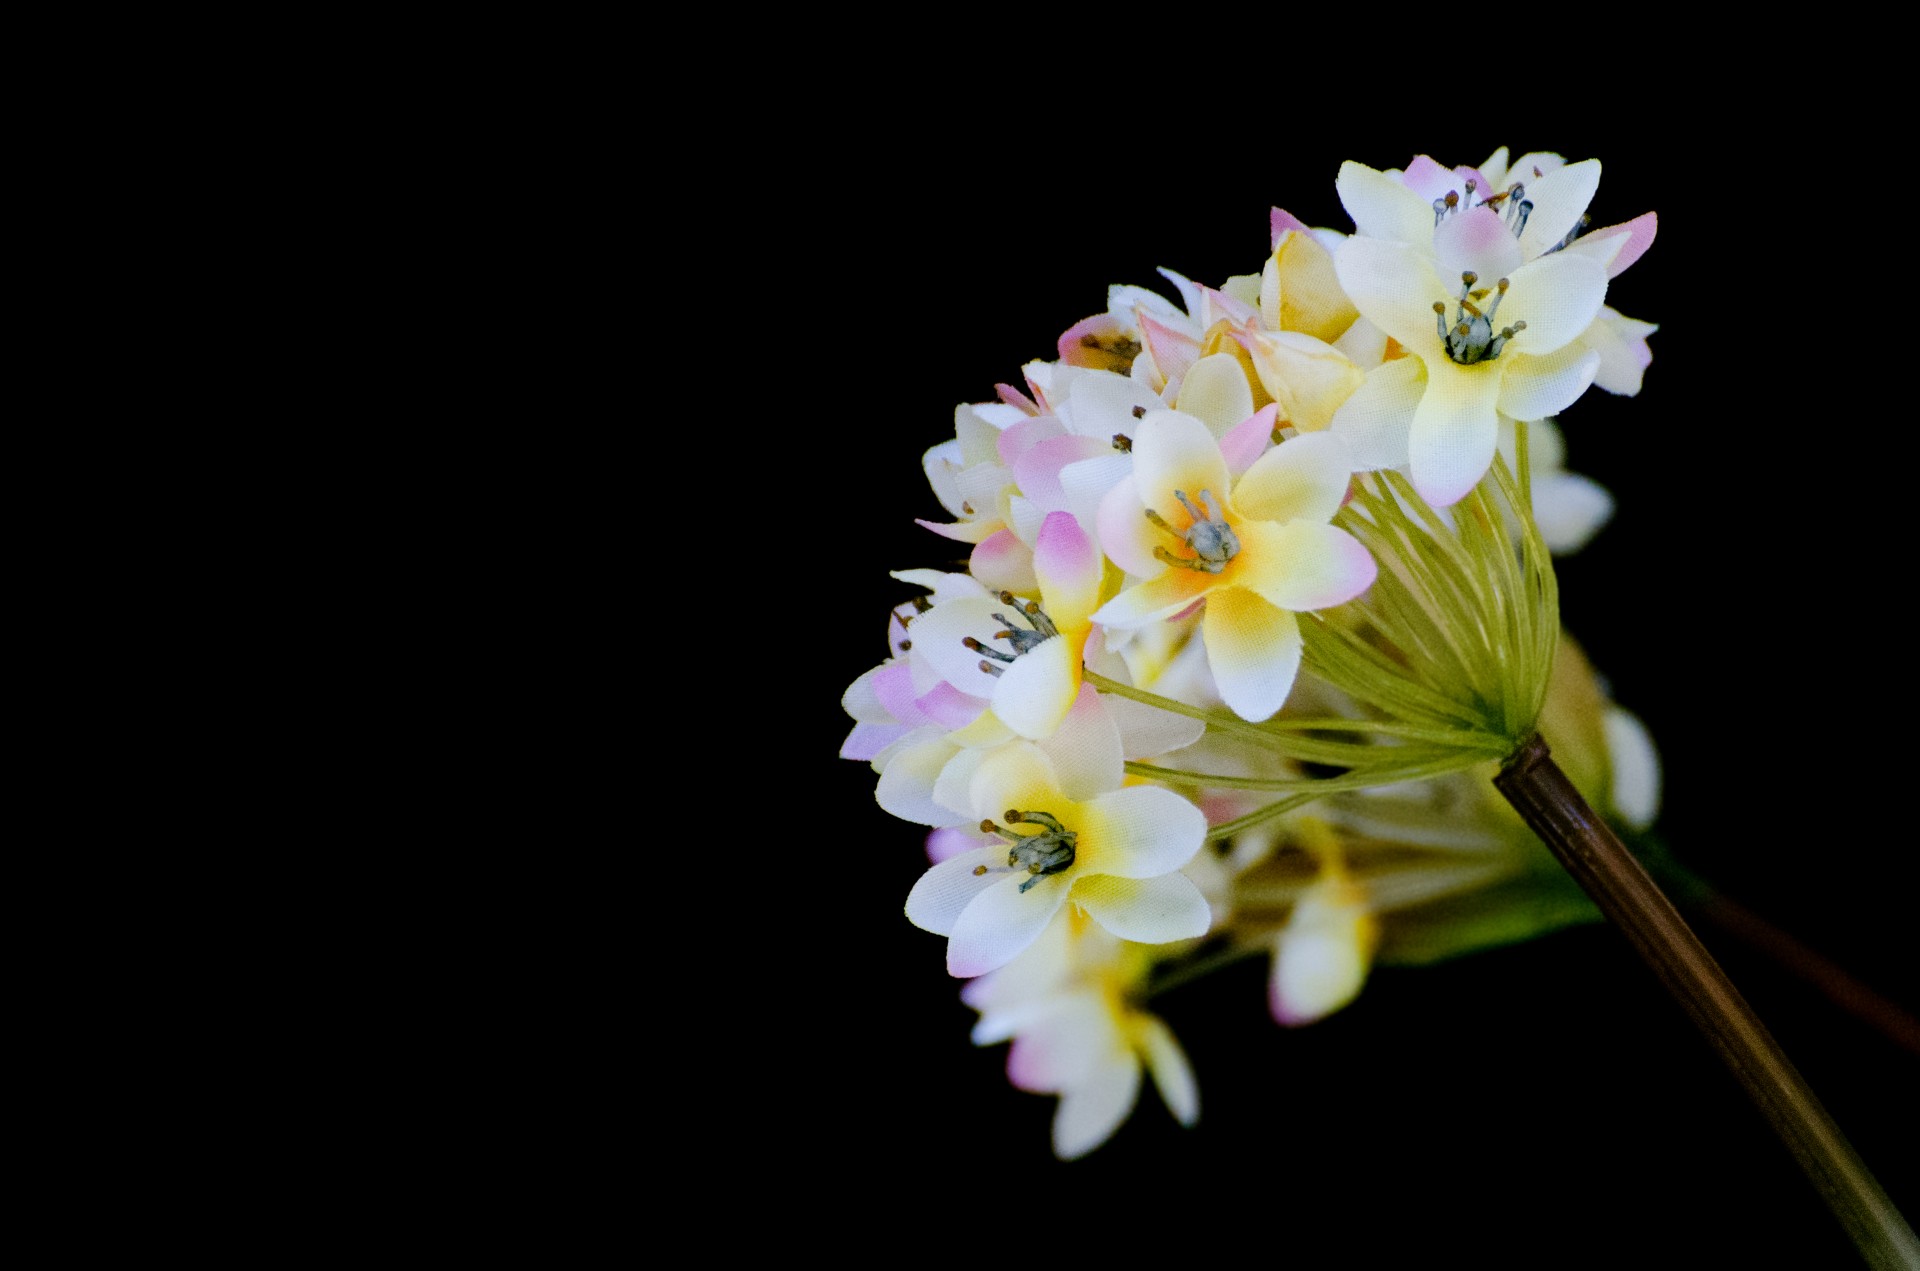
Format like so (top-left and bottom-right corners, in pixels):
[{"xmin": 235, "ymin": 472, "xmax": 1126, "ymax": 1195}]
[{"xmin": 905, "ymin": 693, "xmax": 1210, "ymax": 977}]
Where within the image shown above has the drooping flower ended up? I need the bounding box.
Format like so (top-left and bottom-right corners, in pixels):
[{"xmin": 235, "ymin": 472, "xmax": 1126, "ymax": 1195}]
[
  {"xmin": 1093, "ymin": 412, "xmax": 1376, "ymax": 721},
  {"xmin": 904, "ymin": 691, "xmax": 1210, "ymax": 977},
  {"xmin": 965, "ymin": 911, "xmax": 1200, "ymax": 1159}
]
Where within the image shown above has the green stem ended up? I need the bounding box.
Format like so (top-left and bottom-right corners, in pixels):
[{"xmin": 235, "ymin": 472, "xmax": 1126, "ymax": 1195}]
[{"xmin": 1495, "ymin": 735, "xmax": 1918, "ymax": 1268}]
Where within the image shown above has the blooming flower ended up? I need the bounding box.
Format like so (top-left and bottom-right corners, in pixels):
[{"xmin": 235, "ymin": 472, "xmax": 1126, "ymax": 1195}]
[
  {"xmin": 1093, "ymin": 413, "xmax": 1376, "ymax": 721},
  {"xmin": 905, "ymin": 692, "xmax": 1210, "ymax": 977},
  {"xmin": 1331, "ymin": 236, "xmax": 1606, "ymax": 507}
]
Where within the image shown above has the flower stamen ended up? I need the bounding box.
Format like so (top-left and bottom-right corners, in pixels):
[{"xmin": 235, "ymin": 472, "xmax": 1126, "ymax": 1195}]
[
  {"xmin": 972, "ymin": 810, "xmax": 1079, "ymax": 892},
  {"xmin": 961, "ymin": 591, "xmax": 1061, "ymax": 676},
  {"xmin": 1434, "ymin": 273, "xmax": 1524, "ymax": 366},
  {"xmin": 1145, "ymin": 488, "xmax": 1240, "ymax": 574}
]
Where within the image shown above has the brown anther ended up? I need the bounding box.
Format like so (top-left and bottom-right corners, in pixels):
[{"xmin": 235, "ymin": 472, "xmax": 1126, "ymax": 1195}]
[
  {"xmin": 962, "ymin": 636, "xmax": 984, "ymax": 651},
  {"xmin": 1462, "ymin": 271, "xmax": 1478, "ymax": 287},
  {"xmin": 1004, "ymin": 809, "xmax": 1024, "ymax": 823},
  {"xmin": 972, "ymin": 865, "xmax": 989, "ymax": 876},
  {"xmin": 1080, "ymin": 334, "xmax": 1101, "ymax": 348},
  {"xmin": 1023, "ymin": 600, "xmax": 1040, "ymax": 616},
  {"xmin": 1432, "ymin": 302, "xmax": 1446, "ymax": 314},
  {"xmin": 1131, "ymin": 405, "xmax": 1147, "ymax": 418},
  {"xmin": 1444, "ymin": 191, "xmax": 1459, "ymax": 207},
  {"xmin": 979, "ymin": 819, "xmax": 998, "ymax": 833},
  {"xmin": 897, "ymin": 640, "xmax": 910, "ymax": 651},
  {"xmin": 961, "ymin": 502, "xmax": 974, "ymax": 515},
  {"xmin": 1112, "ymin": 433, "xmax": 1132, "ymax": 452},
  {"xmin": 1497, "ymin": 278, "xmax": 1510, "ymax": 293},
  {"xmin": 998, "ymin": 591, "xmax": 1017, "ymax": 606}
]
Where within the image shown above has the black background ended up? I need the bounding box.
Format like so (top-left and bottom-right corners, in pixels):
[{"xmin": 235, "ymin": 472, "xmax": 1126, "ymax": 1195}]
[{"xmin": 762, "ymin": 131, "xmax": 1914, "ymax": 1263}]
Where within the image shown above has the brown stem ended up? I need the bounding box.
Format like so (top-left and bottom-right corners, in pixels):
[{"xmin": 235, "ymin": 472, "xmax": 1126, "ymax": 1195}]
[{"xmin": 1495, "ymin": 735, "xmax": 1919, "ymax": 1269}]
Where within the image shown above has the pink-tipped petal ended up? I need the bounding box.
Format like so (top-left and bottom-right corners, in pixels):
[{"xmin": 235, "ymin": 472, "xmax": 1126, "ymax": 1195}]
[
  {"xmin": 970, "ymin": 529, "xmax": 1038, "ymax": 595},
  {"xmin": 1097, "ymin": 475, "xmax": 1163, "ymax": 579},
  {"xmin": 1219, "ymin": 404, "xmax": 1278, "ymax": 476},
  {"xmin": 1138, "ymin": 310, "xmax": 1200, "ymax": 387},
  {"xmin": 1033, "ymin": 511, "xmax": 1103, "ymax": 629},
  {"xmin": 997, "ymin": 415, "xmax": 1068, "ymax": 468},
  {"xmin": 1270, "ymin": 206, "xmax": 1312, "ymax": 246},
  {"xmin": 1434, "ymin": 205, "xmax": 1525, "ymax": 283},
  {"xmin": 1177, "ymin": 353, "xmax": 1257, "ymax": 438},
  {"xmin": 1015, "ymin": 434, "xmax": 1110, "ymax": 513}
]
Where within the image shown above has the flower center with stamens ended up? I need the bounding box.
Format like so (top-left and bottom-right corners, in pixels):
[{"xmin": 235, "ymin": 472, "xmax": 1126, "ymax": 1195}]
[
  {"xmin": 1432, "ymin": 271, "xmax": 1526, "ymax": 366},
  {"xmin": 973, "ymin": 809, "xmax": 1078, "ymax": 892},
  {"xmin": 962, "ymin": 591, "xmax": 1061, "ymax": 677},
  {"xmin": 1145, "ymin": 488, "xmax": 1239, "ymax": 574},
  {"xmin": 1432, "ymin": 178, "xmax": 1534, "ymax": 238}
]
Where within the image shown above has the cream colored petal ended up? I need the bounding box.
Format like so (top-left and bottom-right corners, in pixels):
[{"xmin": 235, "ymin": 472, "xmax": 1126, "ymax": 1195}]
[
  {"xmin": 1233, "ymin": 431, "xmax": 1356, "ymax": 526},
  {"xmin": 1201, "ymin": 588, "xmax": 1302, "ymax": 722},
  {"xmin": 1091, "ymin": 568, "xmax": 1214, "ymax": 631},
  {"xmin": 1077, "ymin": 786, "xmax": 1207, "ymax": 878},
  {"xmin": 1336, "ymin": 160, "xmax": 1435, "ymax": 246},
  {"xmin": 1175, "ymin": 353, "xmax": 1257, "ymax": 438},
  {"xmin": 1072, "ymin": 872, "xmax": 1212, "ymax": 942},
  {"xmin": 1137, "ymin": 1016, "xmax": 1199, "ymax": 1127},
  {"xmin": 1518, "ymin": 158, "xmax": 1601, "ymax": 259},
  {"xmin": 992, "ymin": 636, "xmax": 1081, "ymax": 741},
  {"xmin": 1335, "ymin": 237, "xmax": 1451, "ymax": 357},
  {"xmin": 1409, "ymin": 361, "xmax": 1503, "ymax": 507},
  {"xmin": 1131, "ymin": 410, "xmax": 1231, "ymax": 518},
  {"xmin": 1266, "ymin": 229, "xmax": 1359, "ymax": 344},
  {"xmin": 1498, "ymin": 253, "xmax": 1609, "ymax": 357},
  {"xmin": 1052, "ymin": 1053, "xmax": 1141, "ymax": 1160},
  {"xmin": 1234, "ymin": 520, "xmax": 1377, "ymax": 613},
  {"xmin": 1331, "ymin": 357, "xmax": 1424, "ymax": 471},
  {"xmin": 1245, "ymin": 331, "xmax": 1364, "ymax": 434}
]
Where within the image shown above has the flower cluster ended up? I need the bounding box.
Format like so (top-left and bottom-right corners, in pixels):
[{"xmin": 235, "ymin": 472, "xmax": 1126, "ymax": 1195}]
[{"xmin": 842, "ymin": 148, "xmax": 1658, "ymax": 1157}]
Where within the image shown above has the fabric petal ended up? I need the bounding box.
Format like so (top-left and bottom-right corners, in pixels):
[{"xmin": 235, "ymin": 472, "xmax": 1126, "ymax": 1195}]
[
  {"xmin": 1176, "ymin": 353, "xmax": 1257, "ymax": 439},
  {"xmin": 967, "ymin": 740, "xmax": 1065, "ymax": 825},
  {"xmin": 970, "ymin": 529, "xmax": 1037, "ymax": 595},
  {"xmin": 1137, "ymin": 1016, "xmax": 1199, "ymax": 1127},
  {"xmin": 1408, "ymin": 361, "xmax": 1504, "ymax": 507},
  {"xmin": 909, "ymin": 597, "xmax": 1012, "ymax": 699},
  {"xmin": 1219, "ymin": 404, "xmax": 1278, "ymax": 476},
  {"xmin": 1039, "ymin": 683, "xmax": 1124, "ymax": 803},
  {"xmin": 947, "ymin": 873, "xmax": 1073, "ymax": 977},
  {"xmin": 1091, "ymin": 568, "xmax": 1215, "ymax": 631},
  {"xmin": 1604, "ymin": 707, "xmax": 1661, "ymax": 830},
  {"xmin": 875, "ymin": 733, "xmax": 962, "ymax": 827},
  {"xmin": 1570, "ymin": 210, "xmax": 1657, "ymax": 278},
  {"xmin": 905, "ymin": 845, "xmax": 1008, "ymax": 936},
  {"xmin": 1499, "ymin": 253, "xmax": 1609, "ymax": 357},
  {"xmin": 1518, "ymin": 158, "xmax": 1601, "ymax": 260},
  {"xmin": 992, "ymin": 635, "xmax": 1081, "ymax": 741},
  {"xmin": 1073, "ymin": 872, "xmax": 1212, "ymax": 942},
  {"xmin": 1097, "ymin": 474, "xmax": 1163, "ymax": 578},
  {"xmin": 1330, "ymin": 357, "xmax": 1424, "ymax": 471},
  {"xmin": 1032, "ymin": 511, "xmax": 1103, "ymax": 630},
  {"xmin": 1131, "ymin": 410, "xmax": 1231, "ymax": 519},
  {"xmin": 1434, "ymin": 205, "xmax": 1524, "ymax": 284},
  {"xmin": 1077, "ymin": 786, "xmax": 1207, "ymax": 878},
  {"xmin": 1105, "ymin": 692, "xmax": 1206, "ymax": 759},
  {"xmin": 1532, "ymin": 472, "xmax": 1614, "ymax": 554},
  {"xmin": 1014, "ymin": 434, "xmax": 1110, "ymax": 514},
  {"xmin": 1201, "ymin": 588, "xmax": 1303, "ymax": 722},
  {"xmin": 1244, "ymin": 331, "xmax": 1364, "ymax": 434},
  {"xmin": 1233, "ymin": 431, "xmax": 1356, "ymax": 526},
  {"xmin": 1053, "ymin": 1053, "xmax": 1141, "ymax": 1160},
  {"xmin": 1336, "ymin": 160, "xmax": 1434, "ymax": 246},
  {"xmin": 1498, "ymin": 343, "xmax": 1601, "ymax": 422},
  {"xmin": 1235, "ymin": 520, "xmax": 1377, "ymax": 613},
  {"xmin": 1267, "ymin": 229, "xmax": 1358, "ymax": 345},
  {"xmin": 1334, "ymin": 237, "xmax": 1452, "ymax": 356}
]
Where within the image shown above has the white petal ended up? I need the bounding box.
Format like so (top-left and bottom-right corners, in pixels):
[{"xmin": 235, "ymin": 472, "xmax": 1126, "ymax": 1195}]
[
  {"xmin": 993, "ymin": 636, "xmax": 1081, "ymax": 741},
  {"xmin": 1079, "ymin": 786, "xmax": 1207, "ymax": 878},
  {"xmin": 906, "ymin": 845, "xmax": 1008, "ymax": 936},
  {"xmin": 1132, "ymin": 410, "xmax": 1231, "ymax": 518},
  {"xmin": 1498, "ymin": 344, "xmax": 1601, "ymax": 422},
  {"xmin": 1330, "ymin": 358, "xmax": 1424, "ymax": 471},
  {"xmin": 1105, "ymin": 692, "xmax": 1206, "ymax": 759},
  {"xmin": 1137, "ymin": 1016, "xmax": 1199, "ymax": 1126},
  {"xmin": 1244, "ymin": 331, "xmax": 1364, "ymax": 434},
  {"xmin": 1334, "ymin": 237, "xmax": 1452, "ymax": 356},
  {"xmin": 1518, "ymin": 158, "xmax": 1601, "ymax": 260},
  {"xmin": 948, "ymin": 873, "xmax": 1073, "ymax": 977},
  {"xmin": 1499, "ymin": 253, "xmax": 1609, "ymax": 357},
  {"xmin": 931, "ymin": 746, "xmax": 989, "ymax": 822},
  {"xmin": 1073, "ymin": 872, "xmax": 1213, "ymax": 943},
  {"xmin": 1604, "ymin": 707, "xmax": 1661, "ymax": 830},
  {"xmin": 910, "ymin": 597, "xmax": 1011, "ymax": 699},
  {"xmin": 1335, "ymin": 160, "xmax": 1435, "ymax": 245},
  {"xmin": 1532, "ymin": 472, "xmax": 1614, "ymax": 555},
  {"xmin": 875, "ymin": 733, "xmax": 962, "ymax": 826},
  {"xmin": 1053, "ymin": 1053, "xmax": 1141, "ymax": 1160}
]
